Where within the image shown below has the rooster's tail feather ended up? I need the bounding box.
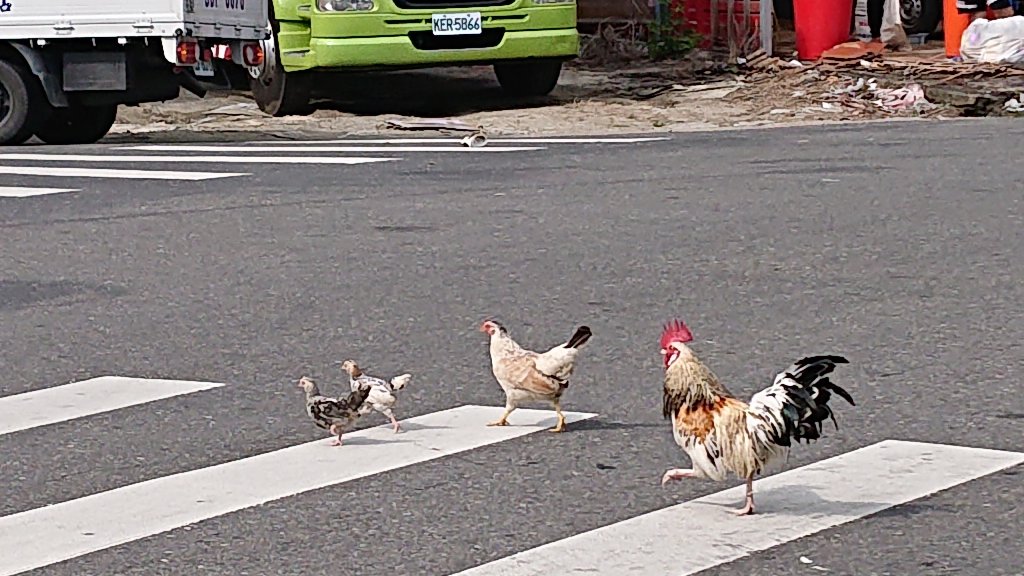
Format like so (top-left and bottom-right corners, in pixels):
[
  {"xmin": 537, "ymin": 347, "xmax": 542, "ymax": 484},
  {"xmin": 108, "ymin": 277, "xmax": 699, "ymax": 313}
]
[{"xmin": 750, "ymin": 355, "xmax": 854, "ymax": 448}]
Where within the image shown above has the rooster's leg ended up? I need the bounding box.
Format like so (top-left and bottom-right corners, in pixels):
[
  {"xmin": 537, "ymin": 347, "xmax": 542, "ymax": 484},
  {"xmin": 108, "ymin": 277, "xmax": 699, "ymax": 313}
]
[
  {"xmin": 487, "ymin": 405, "xmax": 514, "ymax": 427},
  {"xmin": 732, "ymin": 476, "xmax": 755, "ymax": 516},
  {"xmin": 661, "ymin": 468, "xmax": 695, "ymax": 486},
  {"xmin": 549, "ymin": 400, "xmax": 567, "ymax": 433}
]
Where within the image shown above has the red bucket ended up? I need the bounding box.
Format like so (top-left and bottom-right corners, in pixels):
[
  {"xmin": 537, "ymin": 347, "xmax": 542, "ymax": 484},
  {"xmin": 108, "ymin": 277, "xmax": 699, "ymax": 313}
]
[{"xmin": 793, "ymin": 0, "xmax": 855, "ymax": 60}]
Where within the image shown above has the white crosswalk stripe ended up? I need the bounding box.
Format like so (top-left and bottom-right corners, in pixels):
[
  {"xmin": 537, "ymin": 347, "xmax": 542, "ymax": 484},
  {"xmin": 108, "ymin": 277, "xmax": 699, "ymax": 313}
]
[
  {"xmin": 0, "ymin": 139, "xmax": 549, "ymax": 198},
  {"xmin": 0, "ymin": 154, "xmax": 396, "ymax": 165},
  {"xmin": 1, "ymin": 374, "xmax": 1022, "ymax": 576},
  {"xmin": 0, "ymin": 137, "xmax": 671, "ymax": 199},
  {"xmin": 450, "ymin": 440, "xmax": 1024, "ymax": 576},
  {"xmin": 0, "ymin": 186, "xmax": 80, "ymax": 198},
  {"xmin": 119, "ymin": 145, "xmax": 545, "ymax": 153},
  {"xmin": 0, "ymin": 389, "xmax": 594, "ymax": 576},
  {"xmin": 0, "ymin": 377, "xmax": 224, "ymax": 436}
]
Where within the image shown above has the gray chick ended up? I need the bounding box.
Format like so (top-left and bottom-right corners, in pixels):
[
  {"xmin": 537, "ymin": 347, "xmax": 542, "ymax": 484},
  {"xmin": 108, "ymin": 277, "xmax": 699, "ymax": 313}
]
[{"xmin": 298, "ymin": 376, "xmax": 372, "ymax": 446}]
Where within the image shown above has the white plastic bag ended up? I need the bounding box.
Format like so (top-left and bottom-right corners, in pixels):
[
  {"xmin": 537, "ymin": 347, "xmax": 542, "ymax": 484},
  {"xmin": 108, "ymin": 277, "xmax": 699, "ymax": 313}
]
[
  {"xmin": 960, "ymin": 16, "xmax": 1024, "ymax": 64},
  {"xmin": 881, "ymin": 0, "xmax": 910, "ymax": 49}
]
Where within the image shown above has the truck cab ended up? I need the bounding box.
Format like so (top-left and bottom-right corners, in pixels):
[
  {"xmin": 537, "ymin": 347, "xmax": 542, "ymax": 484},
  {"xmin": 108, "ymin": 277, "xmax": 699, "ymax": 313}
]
[
  {"xmin": 0, "ymin": 0, "xmax": 267, "ymax": 145},
  {"xmin": 247, "ymin": 0, "xmax": 579, "ymax": 116}
]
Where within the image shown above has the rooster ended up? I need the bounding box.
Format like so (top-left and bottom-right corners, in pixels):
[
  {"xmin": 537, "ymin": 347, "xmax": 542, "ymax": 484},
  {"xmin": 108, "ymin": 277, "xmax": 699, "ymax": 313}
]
[
  {"xmin": 340, "ymin": 359, "xmax": 412, "ymax": 433},
  {"xmin": 480, "ymin": 319, "xmax": 592, "ymax": 433},
  {"xmin": 658, "ymin": 319, "xmax": 855, "ymax": 515}
]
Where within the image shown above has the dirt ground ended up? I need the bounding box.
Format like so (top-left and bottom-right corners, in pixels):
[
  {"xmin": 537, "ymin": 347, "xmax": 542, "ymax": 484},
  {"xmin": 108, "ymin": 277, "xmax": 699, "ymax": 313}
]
[{"xmin": 109, "ymin": 38, "xmax": 1024, "ymax": 141}]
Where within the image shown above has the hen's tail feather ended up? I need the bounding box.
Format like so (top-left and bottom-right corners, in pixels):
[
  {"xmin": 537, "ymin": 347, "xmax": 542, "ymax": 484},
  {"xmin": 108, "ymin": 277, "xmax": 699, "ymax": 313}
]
[
  {"xmin": 755, "ymin": 355, "xmax": 854, "ymax": 447},
  {"xmin": 565, "ymin": 325, "xmax": 592, "ymax": 349},
  {"xmin": 390, "ymin": 373, "xmax": 412, "ymax": 391}
]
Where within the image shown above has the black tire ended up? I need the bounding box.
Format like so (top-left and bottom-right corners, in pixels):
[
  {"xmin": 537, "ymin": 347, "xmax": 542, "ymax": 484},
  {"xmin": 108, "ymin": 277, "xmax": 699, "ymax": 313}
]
[
  {"xmin": 0, "ymin": 59, "xmax": 44, "ymax": 146},
  {"xmin": 901, "ymin": 0, "xmax": 942, "ymax": 35},
  {"xmin": 34, "ymin": 104, "xmax": 118, "ymax": 145},
  {"xmin": 249, "ymin": 15, "xmax": 312, "ymax": 116},
  {"xmin": 493, "ymin": 59, "xmax": 563, "ymax": 98}
]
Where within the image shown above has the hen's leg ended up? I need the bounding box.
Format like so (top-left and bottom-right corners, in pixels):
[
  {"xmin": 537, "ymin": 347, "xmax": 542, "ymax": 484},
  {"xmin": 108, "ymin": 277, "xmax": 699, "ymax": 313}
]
[
  {"xmin": 487, "ymin": 401, "xmax": 515, "ymax": 427},
  {"xmin": 550, "ymin": 399, "xmax": 566, "ymax": 433},
  {"xmin": 661, "ymin": 468, "xmax": 695, "ymax": 486},
  {"xmin": 732, "ymin": 476, "xmax": 755, "ymax": 516}
]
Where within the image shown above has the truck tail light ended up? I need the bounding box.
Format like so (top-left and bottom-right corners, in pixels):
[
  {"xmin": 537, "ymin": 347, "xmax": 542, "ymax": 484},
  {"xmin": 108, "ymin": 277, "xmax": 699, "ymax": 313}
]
[
  {"xmin": 177, "ymin": 39, "xmax": 198, "ymax": 65},
  {"xmin": 242, "ymin": 43, "xmax": 264, "ymax": 67}
]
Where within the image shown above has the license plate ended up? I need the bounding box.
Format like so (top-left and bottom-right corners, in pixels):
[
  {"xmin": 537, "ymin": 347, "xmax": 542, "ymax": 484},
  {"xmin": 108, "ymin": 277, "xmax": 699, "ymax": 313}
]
[
  {"xmin": 193, "ymin": 59, "xmax": 215, "ymax": 77},
  {"xmin": 431, "ymin": 12, "xmax": 482, "ymax": 36}
]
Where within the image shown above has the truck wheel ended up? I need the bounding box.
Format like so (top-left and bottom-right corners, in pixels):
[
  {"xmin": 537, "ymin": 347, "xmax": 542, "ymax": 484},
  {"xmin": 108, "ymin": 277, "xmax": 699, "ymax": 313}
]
[
  {"xmin": 901, "ymin": 0, "xmax": 942, "ymax": 34},
  {"xmin": 493, "ymin": 59, "xmax": 563, "ymax": 98},
  {"xmin": 0, "ymin": 59, "xmax": 44, "ymax": 146},
  {"xmin": 34, "ymin": 104, "xmax": 118, "ymax": 145},
  {"xmin": 248, "ymin": 20, "xmax": 312, "ymax": 116}
]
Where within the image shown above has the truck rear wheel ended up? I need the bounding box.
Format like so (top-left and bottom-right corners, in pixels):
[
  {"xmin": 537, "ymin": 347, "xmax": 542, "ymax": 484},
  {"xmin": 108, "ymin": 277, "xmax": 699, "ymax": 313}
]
[
  {"xmin": 0, "ymin": 59, "xmax": 44, "ymax": 146},
  {"xmin": 493, "ymin": 59, "xmax": 563, "ymax": 98},
  {"xmin": 34, "ymin": 104, "xmax": 118, "ymax": 145},
  {"xmin": 901, "ymin": 0, "xmax": 942, "ymax": 34},
  {"xmin": 248, "ymin": 20, "xmax": 312, "ymax": 116}
]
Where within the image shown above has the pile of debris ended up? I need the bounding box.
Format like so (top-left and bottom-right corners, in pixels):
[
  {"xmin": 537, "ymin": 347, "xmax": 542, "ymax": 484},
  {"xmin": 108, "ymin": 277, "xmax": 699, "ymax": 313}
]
[{"xmin": 734, "ymin": 46, "xmax": 1024, "ymax": 118}]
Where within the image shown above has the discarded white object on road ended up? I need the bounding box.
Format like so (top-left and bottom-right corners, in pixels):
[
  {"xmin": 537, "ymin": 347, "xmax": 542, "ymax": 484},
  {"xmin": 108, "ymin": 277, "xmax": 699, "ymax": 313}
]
[
  {"xmin": 960, "ymin": 16, "xmax": 1024, "ymax": 64},
  {"xmin": 872, "ymin": 83, "xmax": 934, "ymax": 111},
  {"xmin": 800, "ymin": 556, "xmax": 814, "ymax": 564},
  {"xmin": 1004, "ymin": 95, "xmax": 1024, "ymax": 113},
  {"xmin": 830, "ymin": 77, "xmax": 878, "ymax": 95},
  {"xmin": 461, "ymin": 132, "xmax": 488, "ymax": 147}
]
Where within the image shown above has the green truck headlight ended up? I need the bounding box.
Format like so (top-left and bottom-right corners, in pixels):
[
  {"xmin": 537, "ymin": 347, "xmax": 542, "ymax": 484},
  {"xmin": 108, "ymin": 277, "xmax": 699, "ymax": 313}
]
[{"xmin": 317, "ymin": 0, "xmax": 375, "ymax": 11}]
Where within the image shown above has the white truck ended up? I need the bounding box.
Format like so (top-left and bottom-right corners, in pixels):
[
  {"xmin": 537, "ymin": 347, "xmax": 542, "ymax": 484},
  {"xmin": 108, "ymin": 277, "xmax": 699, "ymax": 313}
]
[{"xmin": 0, "ymin": 0, "xmax": 268, "ymax": 145}]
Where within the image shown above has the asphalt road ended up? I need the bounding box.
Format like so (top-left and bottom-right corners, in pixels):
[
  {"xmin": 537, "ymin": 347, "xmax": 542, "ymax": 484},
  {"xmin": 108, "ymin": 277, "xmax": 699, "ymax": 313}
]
[{"xmin": 1, "ymin": 118, "xmax": 1023, "ymax": 576}]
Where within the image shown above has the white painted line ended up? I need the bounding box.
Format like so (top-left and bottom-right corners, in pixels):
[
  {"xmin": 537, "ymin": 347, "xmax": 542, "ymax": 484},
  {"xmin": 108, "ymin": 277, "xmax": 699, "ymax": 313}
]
[
  {"xmin": 0, "ymin": 166, "xmax": 245, "ymax": 181},
  {"xmin": 117, "ymin": 145, "xmax": 543, "ymax": 153},
  {"xmin": 231, "ymin": 137, "xmax": 672, "ymax": 145},
  {"xmin": 0, "ymin": 186, "xmax": 79, "ymax": 198},
  {"xmin": 449, "ymin": 439, "xmax": 1024, "ymax": 576},
  {"xmin": 0, "ymin": 377, "xmax": 225, "ymax": 437},
  {"xmin": 0, "ymin": 405, "xmax": 597, "ymax": 576},
  {"xmin": 0, "ymin": 154, "xmax": 395, "ymax": 165}
]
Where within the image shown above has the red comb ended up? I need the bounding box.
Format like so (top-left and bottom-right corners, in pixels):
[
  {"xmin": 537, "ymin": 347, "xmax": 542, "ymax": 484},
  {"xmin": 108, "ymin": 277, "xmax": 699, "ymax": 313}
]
[{"xmin": 660, "ymin": 319, "xmax": 693, "ymax": 349}]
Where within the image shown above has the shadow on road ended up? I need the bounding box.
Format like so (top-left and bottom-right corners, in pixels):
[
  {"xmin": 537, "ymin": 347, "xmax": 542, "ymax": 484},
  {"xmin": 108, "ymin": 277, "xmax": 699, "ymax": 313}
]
[{"xmin": 308, "ymin": 67, "xmax": 562, "ymax": 117}]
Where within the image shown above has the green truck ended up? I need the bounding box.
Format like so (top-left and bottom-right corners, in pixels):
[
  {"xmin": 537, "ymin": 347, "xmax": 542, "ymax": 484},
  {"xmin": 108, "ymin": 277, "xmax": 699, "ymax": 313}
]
[{"xmin": 246, "ymin": 0, "xmax": 580, "ymax": 115}]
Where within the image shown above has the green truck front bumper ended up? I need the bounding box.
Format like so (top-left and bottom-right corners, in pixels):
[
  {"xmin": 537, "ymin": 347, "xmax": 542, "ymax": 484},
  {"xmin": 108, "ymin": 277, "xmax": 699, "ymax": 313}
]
[{"xmin": 277, "ymin": 5, "xmax": 578, "ymax": 72}]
